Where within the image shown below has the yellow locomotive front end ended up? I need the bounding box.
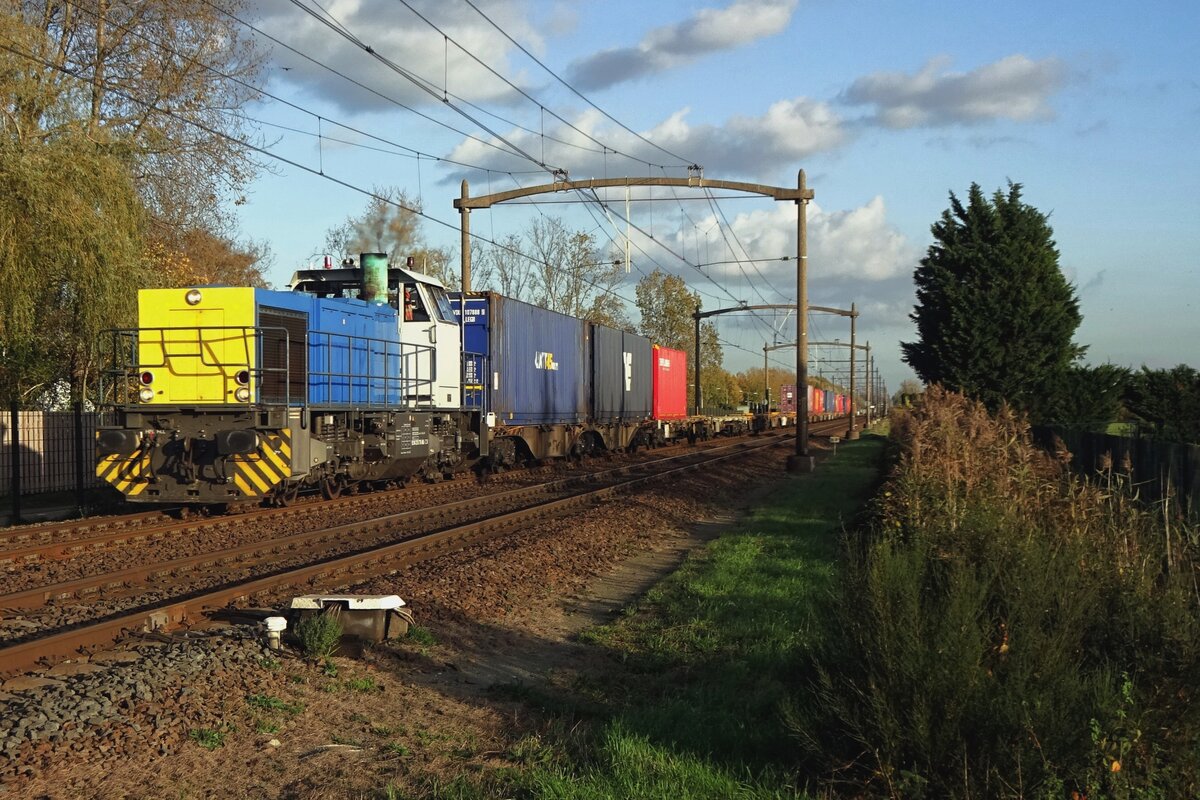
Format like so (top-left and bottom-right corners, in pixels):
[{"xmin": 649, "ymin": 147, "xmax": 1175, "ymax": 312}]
[
  {"xmin": 135, "ymin": 286, "xmax": 257, "ymax": 405},
  {"xmin": 96, "ymin": 286, "xmax": 297, "ymax": 505}
]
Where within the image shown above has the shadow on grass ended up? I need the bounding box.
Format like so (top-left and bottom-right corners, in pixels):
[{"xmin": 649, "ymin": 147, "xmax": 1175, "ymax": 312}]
[
  {"xmin": 566, "ymin": 437, "xmax": 887, "ymax": 770},
  {"xmin": 367, "ymin": 436, "xmax": 887, "ymax": 799}
]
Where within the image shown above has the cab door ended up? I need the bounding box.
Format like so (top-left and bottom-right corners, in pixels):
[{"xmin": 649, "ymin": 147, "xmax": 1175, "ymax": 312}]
[{"xmin": 398, "ymin": 282, "xmax": 461, "ymax": 408}]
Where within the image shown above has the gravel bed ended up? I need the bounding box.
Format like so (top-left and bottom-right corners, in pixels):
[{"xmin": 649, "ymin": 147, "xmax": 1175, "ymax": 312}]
[
  {"xmin": 0, "ymin": 450, "xmax": 720, "ymax": 645},
  {"xmin": 0, "ymin": 629, "xmax": 277, "ymax": 789},
  {"xmin": 0, "ymin": 439, "xmax": 806, "ymax": 796},
  {"xmin": 0, "ymin": 459, "xmax": 615, "ymax": 596},
  {"xmin": 348, "ymin": 442, "xmax": 794, "ymax": 625}
]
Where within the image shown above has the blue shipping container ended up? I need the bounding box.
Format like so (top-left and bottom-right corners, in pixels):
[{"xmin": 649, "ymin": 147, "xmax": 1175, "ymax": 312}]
[
  {"xmin": 591, "ymin": 323, "xmax": 652, "ymax": 423},
  {"xmin": 452, "ymin": 292, "xmax": 589, "ymax": 425},
  {"xmin": 823, "ymin": 389, "xmax": 834, "ymax": 413}
]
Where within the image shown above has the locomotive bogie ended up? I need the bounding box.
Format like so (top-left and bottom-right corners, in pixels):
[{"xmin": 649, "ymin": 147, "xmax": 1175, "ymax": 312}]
[{"xmin": 98, "ymin": 404, "xmax": 480, "ymax": 504}]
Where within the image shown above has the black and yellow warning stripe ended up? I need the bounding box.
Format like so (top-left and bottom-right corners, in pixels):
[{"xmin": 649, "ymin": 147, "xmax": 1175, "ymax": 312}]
[
  {"xmin": 226, "ymin": 429, "xmax": 292, "ymax": 497},
  {"xmin": 96, "ymin": 445, "xmax": 153, "ymax": 497}
]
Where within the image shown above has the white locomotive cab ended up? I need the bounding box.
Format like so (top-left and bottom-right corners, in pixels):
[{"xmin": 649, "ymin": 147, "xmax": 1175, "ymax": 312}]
[{"xmin": 397, "ymin": 271, "xmax": 462, "ymax": 409}]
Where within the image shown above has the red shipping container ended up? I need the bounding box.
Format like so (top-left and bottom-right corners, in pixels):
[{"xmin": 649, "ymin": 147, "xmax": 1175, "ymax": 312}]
[
  {"xmin": 809, "ymin": 385, "xmax": 823, "ymax": 414},
  {"xmin": 779, "ymin": 383, "xmax": 797, "ymax": 414},
  {"xmin": 652, "ymin": 345, "xmax": 688, "ymax": 420}
]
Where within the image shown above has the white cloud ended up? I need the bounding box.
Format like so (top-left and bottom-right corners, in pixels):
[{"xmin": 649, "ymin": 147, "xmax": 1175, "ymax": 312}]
[
  {"xmin": 843, "ymin": 54, "xmax": 1068, "ymax": 128},
  {"xmin": 254, "ymin": 0, "xmax": 545, "ymax": 114},
  {"xmin": 687, "ymin": 198, "xmax": 917, "ymax": 285},
  {"xmin": 567, "ymin": 0, "xmax": 798, "ymax": 91},
  {"xmin": 443, "ymin": 99, "xmax": 847, "ymax": 182}
]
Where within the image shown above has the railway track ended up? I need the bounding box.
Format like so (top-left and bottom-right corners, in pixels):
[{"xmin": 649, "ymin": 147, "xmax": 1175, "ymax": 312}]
[
  {"xmin": 0, "ymin": 427, "xmax": 753, "ymax": 563},
  {"xmin": 0, "ymin": 429, "xmax": 833, "ymax": 676},
  {"xmin": 0, "ymin": 433, "xmax": 767, "ymax": 585}
]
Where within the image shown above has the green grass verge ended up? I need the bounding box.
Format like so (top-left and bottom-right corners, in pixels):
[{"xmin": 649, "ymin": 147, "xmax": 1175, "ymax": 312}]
[{"xmin": 497, "ymin": 435, "xmax": 887, "ymax": 800}]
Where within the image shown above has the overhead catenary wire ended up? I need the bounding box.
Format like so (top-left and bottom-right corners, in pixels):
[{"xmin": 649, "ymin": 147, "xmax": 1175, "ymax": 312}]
[
  {"xmin": 284, "ymin": 0, "xmax": 555, "ymax": 175},
  {"xmin": 62, "ymin": 0, "xmax": 554, "ymax": 187},
  {"xmin": 459, "ymin": 0, "xmax": 697, "ymax": 168},
  {"xmin": 251, "ymin": 0, "xmax": 792, "ymax": 360},
  {"xmin": 25, "ymin": 4, "xmax": 815, "ymax": 379},
  {"xmin": 193, "ymin": 0, "xmax": 544, "ymax": 167},
  {"xmin": 388, "ymin": 0, "xmax": 683, "ymax": 171},
  {"xmin": 292, "ymin": 0, "xmax": 779, "ymax": 329}
]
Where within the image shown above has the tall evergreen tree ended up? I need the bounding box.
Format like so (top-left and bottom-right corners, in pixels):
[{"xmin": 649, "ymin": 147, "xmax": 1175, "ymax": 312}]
[
  {"xmin": 902, "ymin": 182, "xmax": 1083, "ymax": 415},
  {"xmin": 1124, "ymin": 365, "xmax": 1200, "ymax": 443}
]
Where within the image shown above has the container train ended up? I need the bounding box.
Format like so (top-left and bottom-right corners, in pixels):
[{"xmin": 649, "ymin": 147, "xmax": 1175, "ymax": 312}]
[
  {"xmin": 96, "ymin": 254, "xmax": 800, "ymax": 508},
  {"xmin": 777, "ymin": 384, "xmax": 851, "ymax": 419}
]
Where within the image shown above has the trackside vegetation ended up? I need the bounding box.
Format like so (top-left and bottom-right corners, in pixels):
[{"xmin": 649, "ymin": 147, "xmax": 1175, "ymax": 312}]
[
  {"xmin": 414, "ymin": 390, "xmax": 1197, "ymax": 799},
  {"xmin": 445, "ymin": 436, "xmax": 883, "ymax": 800},
  {"xmin": 792, "ymin": 388, "xmax": 1200, "ymax": 798}
]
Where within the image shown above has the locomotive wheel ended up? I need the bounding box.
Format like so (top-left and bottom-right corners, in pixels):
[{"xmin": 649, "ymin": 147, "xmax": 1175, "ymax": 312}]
[
  {"xmin": 321, "ymin": 477, "xmax": 342, "ymax": 500},
  {"xmin": 271, "ymin": 484, "xmax": 300, "ymax": 507}
]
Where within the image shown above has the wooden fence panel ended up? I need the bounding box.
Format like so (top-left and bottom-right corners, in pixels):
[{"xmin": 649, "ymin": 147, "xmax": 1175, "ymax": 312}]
[{"xmin": 1036, "ymin": 427, "xmax": 1199, "ymax": 522}]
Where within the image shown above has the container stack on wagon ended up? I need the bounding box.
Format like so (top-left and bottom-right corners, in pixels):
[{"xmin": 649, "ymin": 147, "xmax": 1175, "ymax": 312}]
[
  {"xmin": 592, "ymin": 325, "xmax": 652, "ymax": 423},
  {"xmin": 454, "ymin": 292, "xmax": 589, "ymax": 427},
  {"xmin": 651, "ymin": 345, "xmax": 688, "ymax": 421},
  {"xmin": 451, "ymin": 291, "xmax": 655, "ymax": 463},
  {"xmin": 808, "ymin": 385, "xmax": 824, "ymax": 415},
  {"xmin": 778, "ymin": 384, "xmax": 797, "ymax": 414}
]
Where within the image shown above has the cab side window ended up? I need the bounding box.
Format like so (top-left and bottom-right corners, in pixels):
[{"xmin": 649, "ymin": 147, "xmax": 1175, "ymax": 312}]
[{"xmin": 402, "ymin": 284, "xmax": 430, "ymax": 322}]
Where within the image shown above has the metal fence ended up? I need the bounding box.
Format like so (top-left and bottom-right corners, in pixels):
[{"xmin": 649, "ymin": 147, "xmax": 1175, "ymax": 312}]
[
  {"xmin": 1034, "ymin": 426, "xmax": 1200, "ymax": 522},
  {"xmin": 1, "ymin": 403, "xmax": 102, "ymax": 500}
]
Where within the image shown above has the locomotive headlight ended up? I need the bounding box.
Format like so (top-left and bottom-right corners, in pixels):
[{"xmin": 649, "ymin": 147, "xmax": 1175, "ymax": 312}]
[
  {"xmin": 185, "ymin": 288, "xmax": 202, "ymax": 305},
  {"xmin": 139, "ymin": 371, "xmax": 154, "ymax": 385},
  {"xmin": 138, "ymin": 387, "xmax": 154, "ymax": 403},
  {"xmin": 234, "ymin": 387, "xmax": 251, "ymax": 402},
  {"xmin": 235, "ymin": 369, "xmax": 250, "ymax": 385}
]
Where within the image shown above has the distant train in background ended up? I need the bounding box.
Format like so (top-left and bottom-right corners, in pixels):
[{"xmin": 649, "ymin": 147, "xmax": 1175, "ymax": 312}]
[
  {"xmin": 776, "ymin": 384, "xmax": 850, "ymax": 419},
  {"xmin": 94, "ymin": 254, "xmax": 830, "ymax": 509}
]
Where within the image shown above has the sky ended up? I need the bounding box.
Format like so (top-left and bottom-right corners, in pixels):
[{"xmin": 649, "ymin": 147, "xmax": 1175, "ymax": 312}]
[{"xmin": 235, "ymin": 0, "xmax": 1200, "ymax": 393}]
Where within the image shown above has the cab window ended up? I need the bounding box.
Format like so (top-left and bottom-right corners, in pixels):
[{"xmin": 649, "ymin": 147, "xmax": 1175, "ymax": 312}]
[
  {"xmin": 402, "ymin": 283, "xmax": 430, "ymax": 322},
  {"xmin": 432, "ymin": 289, "xmax": 457, "ymax": 323}
]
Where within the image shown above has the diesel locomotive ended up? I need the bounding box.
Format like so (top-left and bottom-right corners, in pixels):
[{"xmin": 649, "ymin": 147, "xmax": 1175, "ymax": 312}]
[{"xmin": 95, "ymin": 254, "xmax": 701, "ymax": 508}]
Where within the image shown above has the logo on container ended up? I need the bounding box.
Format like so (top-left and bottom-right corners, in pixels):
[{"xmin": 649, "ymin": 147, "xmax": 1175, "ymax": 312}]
[
  {"xmin": 535, "ymin": 352, "xmax": 559, "ymax": 371},
  {"xmin": 658, "ymin": 357, "xmax": 671, "ymax": 369},
  {"xmin": 623, "ymin": 352, "xmax": 633, "ymax": 391}
]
